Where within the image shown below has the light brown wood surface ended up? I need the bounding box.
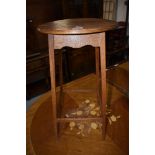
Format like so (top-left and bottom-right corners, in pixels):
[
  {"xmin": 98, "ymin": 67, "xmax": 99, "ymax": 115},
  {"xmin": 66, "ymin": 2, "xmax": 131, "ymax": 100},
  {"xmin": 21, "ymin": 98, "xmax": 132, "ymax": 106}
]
[
  {"xmin": 37, "ymin": 18, "xmax": 117, "ymax": 35},
  {"xmin": 40, "ymin": 18, "xmax": 112, "ymax": 139},
  {"xmin": 47, "ymin": 32, "xmax": 107, "ymax": 139},
  {"xmin": 37, "ymin": 18, "xmax": 119, "ymax": 141},
  {"xmin": 27, "ymin": 64, "xmax": 129, "ymax": 155},
  {"xmin": 107, "ymin": 64, "xmax": 129, "ymax": 96},
  {"xmin": 53, "ymin": 33, "xmax": 105, "ymax": 49}
]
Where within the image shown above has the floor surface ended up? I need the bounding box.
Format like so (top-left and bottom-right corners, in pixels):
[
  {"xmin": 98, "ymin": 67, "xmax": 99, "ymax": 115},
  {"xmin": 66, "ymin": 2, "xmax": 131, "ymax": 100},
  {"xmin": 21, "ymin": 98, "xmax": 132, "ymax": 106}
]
[{"xmin": 27, "ymin": 62, "xmax": 129, "ymax": 155}]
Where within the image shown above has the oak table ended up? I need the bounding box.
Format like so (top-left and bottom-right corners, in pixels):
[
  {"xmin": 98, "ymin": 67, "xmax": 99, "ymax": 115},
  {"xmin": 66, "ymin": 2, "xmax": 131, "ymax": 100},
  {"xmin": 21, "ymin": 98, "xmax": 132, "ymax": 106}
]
[{"xmin": 37, "ymin": 18, "xmax": 117, "ymax": 140}]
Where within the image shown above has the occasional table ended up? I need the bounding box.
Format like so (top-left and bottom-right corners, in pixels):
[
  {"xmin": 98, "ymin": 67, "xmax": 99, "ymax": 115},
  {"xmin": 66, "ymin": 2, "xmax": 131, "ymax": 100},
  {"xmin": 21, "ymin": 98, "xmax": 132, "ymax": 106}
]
[{"xmin": 37, "ymin": 18, "xmax": 117, "ymax": 140}]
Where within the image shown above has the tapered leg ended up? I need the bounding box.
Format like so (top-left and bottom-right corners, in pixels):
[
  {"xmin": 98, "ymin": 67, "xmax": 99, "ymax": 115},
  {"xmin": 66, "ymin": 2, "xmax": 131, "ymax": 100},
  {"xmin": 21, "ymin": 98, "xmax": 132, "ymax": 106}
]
[
  {"xmin": 99, "ymin": 32, "xmax": 106, "ymax": 140},
  {"xmin": 57, "ymin": 49, "xmax": 64, "ymax": 137},
  {"xmin": 59, "ymin": 50, "xmax": 63, "ymax": 90},
  {"xmin": 57, "ymin": 49, "xmax": 64, "ymax": 116},
  {"xmin": 95, "ymin": 47, "xmax": 101, "ymax": 105},
  {"xmin": 48, "ymin": 34, "xmax": 57, "ymax": 139}
]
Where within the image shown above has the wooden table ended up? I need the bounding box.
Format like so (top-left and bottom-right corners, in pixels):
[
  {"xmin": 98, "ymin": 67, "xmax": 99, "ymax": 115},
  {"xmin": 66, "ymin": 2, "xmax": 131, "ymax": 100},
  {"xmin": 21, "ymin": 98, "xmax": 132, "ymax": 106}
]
[{"xmin": 37, "ymin": 18, "xmax": 117, "ymax": 140}]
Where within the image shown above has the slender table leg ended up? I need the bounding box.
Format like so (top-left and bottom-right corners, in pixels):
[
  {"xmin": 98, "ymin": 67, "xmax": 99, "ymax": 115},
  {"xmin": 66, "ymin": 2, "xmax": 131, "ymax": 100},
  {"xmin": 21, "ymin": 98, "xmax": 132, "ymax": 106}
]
[
  {"xmin": 95, "ymin": 47, "xmax": 101, "ymax": 105},
  {"xmin": 48, "ymin": 34, "xmax": 57, "ymax": 139},
  {"xmin": 57, "ymin": 49, "xmax": 64, "ymax": 137},
  {"xmin": 59, "ymin": 49, "xmax": 64, "ymax": 103},
  {"xmin": 99, "ymin": 32, "xmax": 106, "ymax": 140}
]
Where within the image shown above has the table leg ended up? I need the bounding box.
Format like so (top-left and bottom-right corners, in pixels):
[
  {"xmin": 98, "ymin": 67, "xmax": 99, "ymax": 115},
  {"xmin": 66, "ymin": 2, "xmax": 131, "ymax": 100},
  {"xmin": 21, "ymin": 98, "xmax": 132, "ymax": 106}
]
[
  {"xmin": 48, "ymin": 35, "xmax": 57, "ymax": 139},
  {"xmin": 95, "ymin": 47, "xmax": 101, "ymax": 105},
  {"xmin": 99, "ymin": 32, "xmax": 106, "ymax": 140},
  {"xmin": 57, "ymin": 49, "xmax": 64, "ymax": 137}
]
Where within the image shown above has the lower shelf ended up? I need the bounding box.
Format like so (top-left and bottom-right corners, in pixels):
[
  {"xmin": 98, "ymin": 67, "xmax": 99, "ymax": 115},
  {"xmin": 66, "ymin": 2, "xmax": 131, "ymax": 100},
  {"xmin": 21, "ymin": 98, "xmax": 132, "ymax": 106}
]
[
  {"xmin": 27, "ymin": 73, "xmax": 129, "ymax": 155},
  {"xmin": 57, "ymin": 117, "xmax": 102, "ymax": 122}
]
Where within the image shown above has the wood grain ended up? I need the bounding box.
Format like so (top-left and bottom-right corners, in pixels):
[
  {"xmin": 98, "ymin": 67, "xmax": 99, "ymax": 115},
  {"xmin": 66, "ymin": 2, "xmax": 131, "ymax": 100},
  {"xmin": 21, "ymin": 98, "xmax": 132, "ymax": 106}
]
[
  {"xmin": 38, "ymin": 18, "xmax": 117, "ymax": 35},
  {"xmin": 27, "ymin": 73, "xmax": 129, "ymax": 155},
  {"xmin": 99, "ymin": 32, "xmax": 107, "ymax": 139},
  {"xmin": 53, "ymin": 33, "xmax": 104, "ymax": 49},
  {"xmin": 107, "ymin": 63, "xmax": 129, "ymax": 96},
  {"xmin": 48, "ymin": 35, "xmax": 57, "ymax": 138},
  {"xmin": 38, "ymin": 18, "xmax": 117, "ymax": 140}
]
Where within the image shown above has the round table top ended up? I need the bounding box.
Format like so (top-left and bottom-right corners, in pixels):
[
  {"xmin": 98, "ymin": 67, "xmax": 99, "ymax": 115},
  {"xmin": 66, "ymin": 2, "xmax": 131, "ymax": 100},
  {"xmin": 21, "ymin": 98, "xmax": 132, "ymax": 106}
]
[{"xmin": 37, "ymin": 18, "xmax": 117, "ymax": 35}]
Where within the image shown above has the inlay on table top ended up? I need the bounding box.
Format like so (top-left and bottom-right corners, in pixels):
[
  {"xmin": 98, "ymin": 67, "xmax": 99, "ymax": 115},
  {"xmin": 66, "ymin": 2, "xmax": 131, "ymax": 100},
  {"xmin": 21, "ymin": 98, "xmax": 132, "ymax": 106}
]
[{"xmin": 37, "ymin": 18, "xmax": 117, "ymax": 35}]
